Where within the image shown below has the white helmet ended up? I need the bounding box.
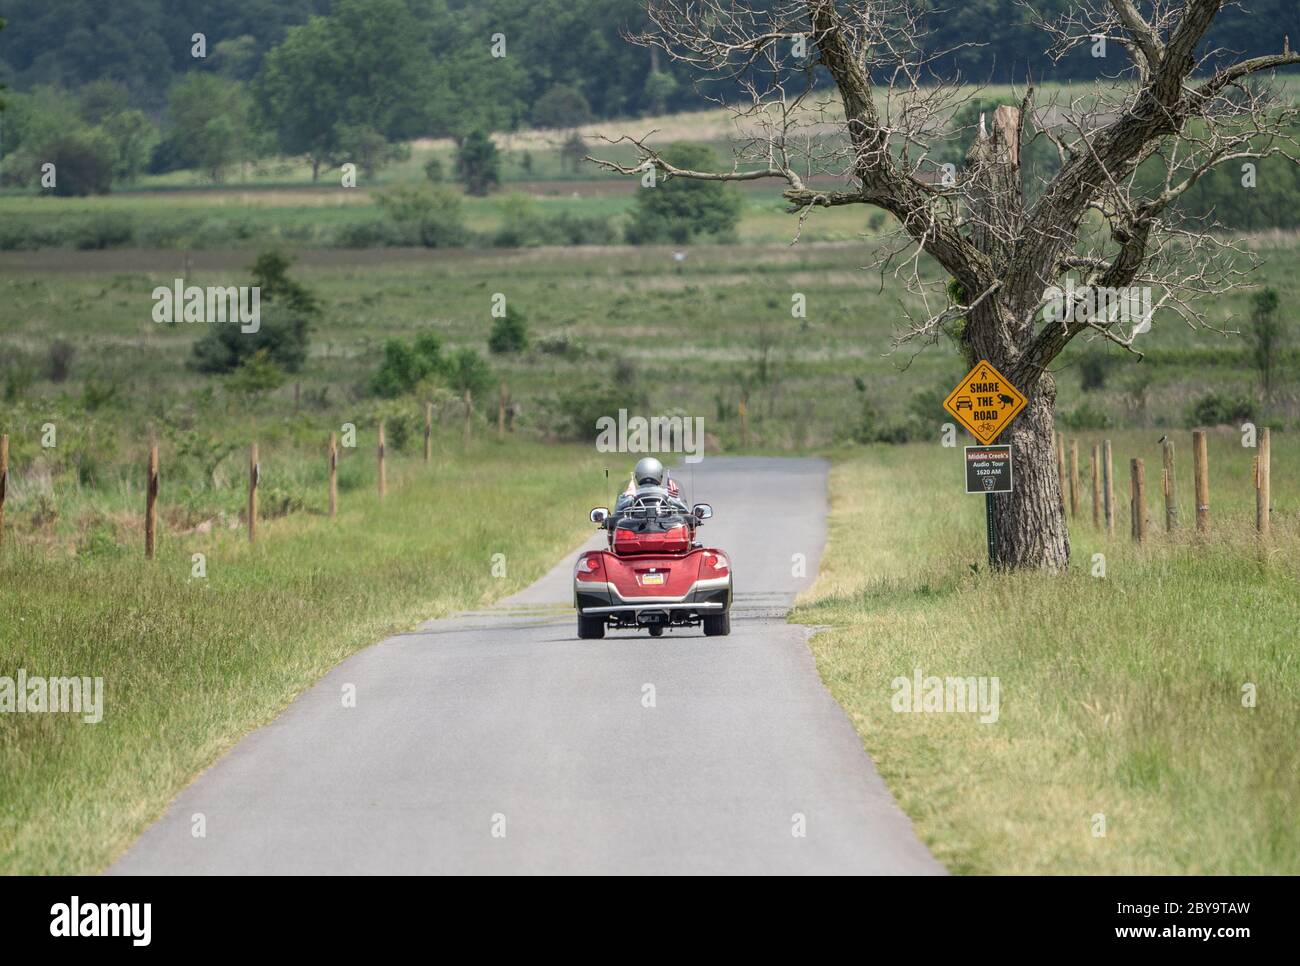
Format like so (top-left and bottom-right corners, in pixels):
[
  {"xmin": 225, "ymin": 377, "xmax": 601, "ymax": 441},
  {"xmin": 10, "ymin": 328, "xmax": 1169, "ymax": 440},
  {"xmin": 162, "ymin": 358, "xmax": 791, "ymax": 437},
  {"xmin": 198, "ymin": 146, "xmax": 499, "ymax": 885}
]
[{"xmin": 633, "ymin": 457, "xmax": 666, "ymax": 487}]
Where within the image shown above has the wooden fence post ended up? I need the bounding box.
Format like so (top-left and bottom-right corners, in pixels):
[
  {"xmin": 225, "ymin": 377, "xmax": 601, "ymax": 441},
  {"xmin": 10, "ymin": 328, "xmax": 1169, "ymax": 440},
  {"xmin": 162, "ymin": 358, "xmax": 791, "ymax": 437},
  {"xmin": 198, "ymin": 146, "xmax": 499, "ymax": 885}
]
[
  {"xmin": 1103, "ymin": 439, "xmax": 1114, "ymax": 536},
  {"xmin": 0, "ymin": 434, "xmax": 8, "ymax": 553},
  {"xmin": 498, "ymin": 381, "xmax": 507, "ymax": 440},
  {"xmin": 328, "ymin": 432, "xmax": 338, "ymax": 520},
  {"xmin": 739, "ymin": 393, "xmax": 749, "ymax": 447},
  {"xmin": 145, "ymin": 443, "xmax": 159, "ymax": 559},
  {"xmin": 1091, "ymin": 443, "xmax": 1101, "ymax": 528},
  {"xmin": 424, "ymin": 401, "xmax": 433, "ymax": 464},
  {"xmin": 1068, "ymin": 439, "xmax": 1079, "ymax": 518},
  {"xmin": 1056, "ymin": 433, "xmax": 1067, "ymax": 514},
  {"xmin": 1256, "ymin": 427, "xmax": 1271, "ymax": 536},
  {"xmin": 248, "ymin": 443, "xmax": 259, "ymax": 543},
  {"xmin": 377, "ymin": 422, "xmax": 386, "ymax": 500},
  {"xmin": 1162, "ymin": 438, "xmax": 1177, "ymax": 531},
  {"xmin": 1192, "ymin": 430, "xmax": 1209, "ymax": 533},
  {"xmin": 1129, "ymin": 468, "xmax": 1135, "ymax": 538},
  {"xmin": 463, "ymin": 389, "xmax": 473, "ymax": 447},
  {"xmin": 1131, "ymin": 458, "xmax": 1147, "ymax": 543}
]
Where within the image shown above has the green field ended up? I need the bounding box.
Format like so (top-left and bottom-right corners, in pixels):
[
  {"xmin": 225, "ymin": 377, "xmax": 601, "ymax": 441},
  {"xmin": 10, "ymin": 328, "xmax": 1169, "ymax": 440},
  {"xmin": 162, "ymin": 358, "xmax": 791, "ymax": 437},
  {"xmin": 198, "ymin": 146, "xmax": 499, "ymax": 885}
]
[
  {"xmin": 0, "ymin": 179, "xmax": 879, "ymax": 250},
  {"xmin": 3, "ymin": 99, "xmax": 1299, "ymax": 874},
  {"xmin": 1, "ymin": 237, "xmax": 1297, "ymax": 549}
]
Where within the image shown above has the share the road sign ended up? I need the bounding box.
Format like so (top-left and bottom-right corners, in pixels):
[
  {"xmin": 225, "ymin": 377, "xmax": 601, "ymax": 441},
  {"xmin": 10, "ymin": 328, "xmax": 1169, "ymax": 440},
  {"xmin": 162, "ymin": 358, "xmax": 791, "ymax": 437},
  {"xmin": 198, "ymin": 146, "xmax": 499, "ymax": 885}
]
[
  {"xmin": 943, "ymin": 359, "xmax": 1027, "ymax": 444},
  {"xmin": 965, "ymin": 444, "xmax": 1013, "ymax": 494}
]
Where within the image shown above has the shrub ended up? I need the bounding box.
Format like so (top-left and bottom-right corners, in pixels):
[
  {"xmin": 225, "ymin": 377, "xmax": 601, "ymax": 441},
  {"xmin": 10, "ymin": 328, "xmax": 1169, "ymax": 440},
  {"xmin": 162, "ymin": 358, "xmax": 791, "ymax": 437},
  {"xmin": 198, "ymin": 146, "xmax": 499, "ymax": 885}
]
[
  {"xmin": 190, "ymin": 252, "xmax": 317, "ymax": 374},
  {"xmin": 224, "ymin": 349, "xmax": 287, "ymax": 400},
  {"xmin": 47, "ymin": 340, "xmax": 76, "ymax": 382},
  {"xmin": 371, "ymin": 333, "xmax": 444, "ymax": 398},
  {"xmin": 190, "ymin": 305, "xmax": 310, "ymax": 374},
  {"xmin": 559, "ymin": 132, "xmax": 587, "ymax": 173},
  {"xmin": 1187, "ymin": 393, "xmax": 1257, "ymax": 428},
  {"xmin": 47, "ymin": 132, "xmax": 115, "ymax": 196},
  {"xmin": 81, "ymin": 377, "xmax": 120, "ymax": 411},
  {"xmin": 489, "ymin": 306, "xmax": 528, "ymax": 354},
  {"xmin": 907, "ymin": 385, "xmax": 950, "ymax": 425},
  {"xmin": 334, "ymin": 124, "xmax": 410, "ymax": 178},
  {"xmin": 251, "ymin": 251, "xmax": 320, "ymax": 319},
  {"xmin": 535, "ymin": 333, "xmax": 588, "ymax": 358},
  {"xmin": 455, "ymin": 129, "xmax": 500, "ymax": 196},
  {"xmin": 376, "ymin": 184, "xmax": 468, "ymax": 248},
  {"xmin": 490, "ymin": 201, "xmax": 615, "ymax": 247},
  {"xmin": 444, "ymin": 347, "xmax": 492, "ymax": 401},
  {"xmin": 541, "ymin": 380, "xmax": 647, "ymax": 441},
  {"xmin": 1078, "ymin": 351, "xmax": 1112, "ymax": 392},
  {"xmin": 625, "ymin": 143, "xmax": 742, "ymax": 244},
  {"xmin": 531, "ymin": 84, "xmax": 592, "ymax": 130},
  {"xmin": 369, "ymin": 401, "xmax": 421, "ymax": 452},
  {"xmin": 74, "ymin": 213, "xmax": 135, "ymax": 249},
  {"xmin": 333, "ymin": 218, "xmax": 403, "ymax": 248},
  {"xmin": 1249, "ymin": 287, "xmax": 1285, "ymax": 395},
  {"xmin": 3, "ymin": 362, "xmax": 36, "ymax": 401},
  {"xmin": 873, "ymin": 421, "xmax": 921, "ymax": 444},
  {"xmin": 850, "ymin": 385, "xmax": 930, "ymax": 444},
  {"xmin": 259, "ymin": 486, "xmax": 306, "ymax": 520},
  {"xmin": 851, "ymin": 396, "xmax": 882, "ymax": 444},
  {"xmin": 1061, "ymin": 402, "xmax": 1114, "ymax": 430},
  {"xmin": 541, "ymin": 212, "xmax": 617, "ymax": 246},
  {"xmin": 78, "ymin": 521, "xmax": 124, "ymax": 559}
]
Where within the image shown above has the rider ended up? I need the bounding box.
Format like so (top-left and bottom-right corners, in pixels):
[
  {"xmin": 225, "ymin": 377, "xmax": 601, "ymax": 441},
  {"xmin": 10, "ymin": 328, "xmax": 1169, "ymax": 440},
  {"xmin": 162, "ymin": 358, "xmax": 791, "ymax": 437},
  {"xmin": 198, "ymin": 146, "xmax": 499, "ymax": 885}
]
[{"xmin": 615, "ymin": 457, "xmax": 685, "ymax": 511}]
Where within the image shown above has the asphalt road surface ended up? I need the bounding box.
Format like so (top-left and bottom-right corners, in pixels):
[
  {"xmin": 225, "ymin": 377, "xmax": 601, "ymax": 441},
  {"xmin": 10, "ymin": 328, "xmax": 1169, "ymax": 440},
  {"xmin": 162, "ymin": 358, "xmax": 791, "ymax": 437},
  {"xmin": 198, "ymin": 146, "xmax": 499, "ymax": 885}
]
[{"xmin": 111, "ymin": 457, "xmax": 942, "ymax": 875}]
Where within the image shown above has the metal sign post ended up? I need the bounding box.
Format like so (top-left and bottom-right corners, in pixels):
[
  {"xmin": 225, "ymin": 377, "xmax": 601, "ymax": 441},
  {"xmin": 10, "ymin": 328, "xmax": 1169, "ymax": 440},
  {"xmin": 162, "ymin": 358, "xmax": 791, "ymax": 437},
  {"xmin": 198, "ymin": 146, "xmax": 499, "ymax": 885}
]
[{"xmin": 986, "ymin": 493, "xmax": 997, "ymax": 565}]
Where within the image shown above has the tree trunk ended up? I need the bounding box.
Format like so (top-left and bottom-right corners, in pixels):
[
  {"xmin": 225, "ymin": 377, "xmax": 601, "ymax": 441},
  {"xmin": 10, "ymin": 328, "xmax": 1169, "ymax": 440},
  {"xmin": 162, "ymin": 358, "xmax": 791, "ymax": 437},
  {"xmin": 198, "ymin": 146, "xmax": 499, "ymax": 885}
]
[
  {"xmin": 992, "ymin": 376, "xmax": 1070, "ymax": 570},
  {"xmin": 965, "ymin": 104, "xmax": 1071, "ymax": 571}
]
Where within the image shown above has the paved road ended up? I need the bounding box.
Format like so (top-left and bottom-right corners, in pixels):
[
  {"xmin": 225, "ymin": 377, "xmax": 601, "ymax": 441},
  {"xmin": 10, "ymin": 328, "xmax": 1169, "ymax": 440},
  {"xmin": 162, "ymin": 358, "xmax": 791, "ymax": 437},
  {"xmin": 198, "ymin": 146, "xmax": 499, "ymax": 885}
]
[{"xmin": 111, "ymin": 457, "xmax": 942, "ymax": 875}]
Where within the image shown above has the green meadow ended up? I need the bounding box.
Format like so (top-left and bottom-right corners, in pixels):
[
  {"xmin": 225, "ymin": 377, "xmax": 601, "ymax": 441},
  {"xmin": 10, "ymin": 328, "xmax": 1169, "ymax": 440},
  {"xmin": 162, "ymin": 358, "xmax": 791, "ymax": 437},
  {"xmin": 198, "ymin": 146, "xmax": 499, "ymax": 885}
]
[{"xmin": 2, "ymin": 100, "xmax": 1298, "ymax": 873}]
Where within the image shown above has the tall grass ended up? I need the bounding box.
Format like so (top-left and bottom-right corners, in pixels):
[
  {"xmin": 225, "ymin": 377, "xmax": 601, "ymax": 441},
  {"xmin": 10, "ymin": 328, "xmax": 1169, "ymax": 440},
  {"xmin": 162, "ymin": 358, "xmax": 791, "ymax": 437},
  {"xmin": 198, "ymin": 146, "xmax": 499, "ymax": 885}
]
[{"xmin": 793, "ymin": 430, "xmax": 1300, "ymax": 874}]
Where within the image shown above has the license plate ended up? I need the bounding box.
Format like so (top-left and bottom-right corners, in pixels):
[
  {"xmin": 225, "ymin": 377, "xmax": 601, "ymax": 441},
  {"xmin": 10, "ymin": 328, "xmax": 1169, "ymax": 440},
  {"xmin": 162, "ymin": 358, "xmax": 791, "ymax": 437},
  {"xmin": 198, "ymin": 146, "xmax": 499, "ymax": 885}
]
[{"xmin": 641, "ymin": 573, "xmax": 665, "ymax": 586}]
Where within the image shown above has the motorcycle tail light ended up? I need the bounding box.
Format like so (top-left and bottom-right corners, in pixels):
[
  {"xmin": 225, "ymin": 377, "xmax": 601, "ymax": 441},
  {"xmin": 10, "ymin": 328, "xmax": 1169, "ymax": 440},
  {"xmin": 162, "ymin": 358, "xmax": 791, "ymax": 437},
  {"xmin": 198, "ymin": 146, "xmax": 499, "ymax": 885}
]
[{"xmin": 705, "ymin": 553, "xmax": 728, "ymax": 571}]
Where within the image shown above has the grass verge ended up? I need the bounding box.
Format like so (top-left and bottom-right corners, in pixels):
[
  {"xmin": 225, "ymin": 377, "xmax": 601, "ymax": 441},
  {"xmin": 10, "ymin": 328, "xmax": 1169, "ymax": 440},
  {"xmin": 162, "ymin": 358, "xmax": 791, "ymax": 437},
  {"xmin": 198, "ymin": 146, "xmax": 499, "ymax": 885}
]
[
  {"xmin": 0, "ymin": 439, "xmax": 604, "ymax": 874},
  {"xmin": 792, "ymin": 431, "xmax": 1300, "ymax": 874}
]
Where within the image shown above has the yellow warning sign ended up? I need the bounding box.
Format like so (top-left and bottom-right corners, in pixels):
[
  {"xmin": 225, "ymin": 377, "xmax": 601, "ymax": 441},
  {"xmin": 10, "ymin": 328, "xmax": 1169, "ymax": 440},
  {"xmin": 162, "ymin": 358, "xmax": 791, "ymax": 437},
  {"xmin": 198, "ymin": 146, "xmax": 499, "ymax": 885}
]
[{"xmin": 942, "ymin": 359, "xmax": 1027, "ymax": 444}]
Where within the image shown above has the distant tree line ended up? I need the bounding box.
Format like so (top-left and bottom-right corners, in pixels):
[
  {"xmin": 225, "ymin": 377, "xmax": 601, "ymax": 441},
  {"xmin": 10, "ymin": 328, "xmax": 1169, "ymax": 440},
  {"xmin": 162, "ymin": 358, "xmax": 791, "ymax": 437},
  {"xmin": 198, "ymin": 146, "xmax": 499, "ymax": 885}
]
[
  {"xmin": 0, "ymin": 0, "xmax": 680, "ymax": 133},
  {"xmin": 2, "ymin": 0, "xmax": 1296, "ymax": 127}
]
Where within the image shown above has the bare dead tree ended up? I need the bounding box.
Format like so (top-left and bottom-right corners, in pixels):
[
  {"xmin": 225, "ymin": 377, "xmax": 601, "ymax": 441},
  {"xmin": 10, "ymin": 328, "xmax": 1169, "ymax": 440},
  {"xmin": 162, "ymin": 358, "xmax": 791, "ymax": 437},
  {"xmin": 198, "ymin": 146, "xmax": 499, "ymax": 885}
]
[{"xmin": 587, "ymin": 0, "xmax": 1299, "ymax": 570}]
